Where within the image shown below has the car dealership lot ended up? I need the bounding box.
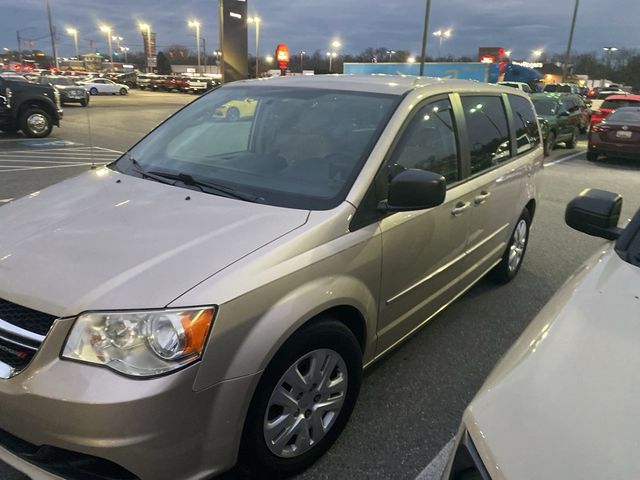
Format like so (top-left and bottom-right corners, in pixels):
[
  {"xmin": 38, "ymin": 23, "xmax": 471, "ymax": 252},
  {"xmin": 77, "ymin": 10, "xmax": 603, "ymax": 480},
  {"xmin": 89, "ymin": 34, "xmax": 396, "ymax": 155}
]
[{"xmin": 1, "ymin": 90, "xmax": 639, "ymax": 480}]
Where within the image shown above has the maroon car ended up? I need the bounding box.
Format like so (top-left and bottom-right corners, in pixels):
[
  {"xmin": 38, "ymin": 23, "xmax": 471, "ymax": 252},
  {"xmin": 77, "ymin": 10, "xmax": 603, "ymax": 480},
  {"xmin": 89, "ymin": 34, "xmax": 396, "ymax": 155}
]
[{"xmin": 588, "ymin": 106, "xmax": 640, "ymax": 161}]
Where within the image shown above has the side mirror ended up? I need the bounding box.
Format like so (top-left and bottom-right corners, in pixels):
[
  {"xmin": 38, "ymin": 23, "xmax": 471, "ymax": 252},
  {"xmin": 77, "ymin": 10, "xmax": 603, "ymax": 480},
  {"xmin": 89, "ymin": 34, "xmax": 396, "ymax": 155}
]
[
  {"xmin": 565, "ymin": 189, "xmax": 623, "ymax": 240},
  {"xmin": 378, "ymin": 169, "xmax": 446, "ymax": 212}
]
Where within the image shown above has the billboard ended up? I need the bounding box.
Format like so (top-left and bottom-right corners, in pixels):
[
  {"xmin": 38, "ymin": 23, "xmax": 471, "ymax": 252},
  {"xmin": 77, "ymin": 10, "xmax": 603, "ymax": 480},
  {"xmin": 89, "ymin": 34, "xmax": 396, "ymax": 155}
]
[
  {"xmin": 343, "ymin": 62, "xmax": 500, "ymax": 83},
  {"xmin": 219, "ymin": 0, "xmax": 248, "ymax": 83}
]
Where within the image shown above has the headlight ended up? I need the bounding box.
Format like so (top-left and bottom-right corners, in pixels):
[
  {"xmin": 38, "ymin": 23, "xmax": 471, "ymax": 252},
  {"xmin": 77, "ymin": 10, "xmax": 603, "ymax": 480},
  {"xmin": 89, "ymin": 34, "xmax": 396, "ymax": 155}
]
[{"xmin": 62, "ymin": 307, "xmax": 216, "ymax": 377}]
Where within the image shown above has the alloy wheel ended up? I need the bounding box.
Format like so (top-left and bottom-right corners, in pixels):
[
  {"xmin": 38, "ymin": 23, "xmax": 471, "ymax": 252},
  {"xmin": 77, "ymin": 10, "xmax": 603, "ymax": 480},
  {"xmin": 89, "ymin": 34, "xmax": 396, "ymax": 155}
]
[{"xmin": 508, "ymin": 219, "xmax": 528, "ymax": 272}]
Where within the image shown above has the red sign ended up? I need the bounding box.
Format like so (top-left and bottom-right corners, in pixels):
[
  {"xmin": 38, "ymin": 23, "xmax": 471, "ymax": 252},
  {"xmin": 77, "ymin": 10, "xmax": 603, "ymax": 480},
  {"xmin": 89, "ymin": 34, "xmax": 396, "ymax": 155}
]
[{"xmin": 275, "ymin": 43, "xmax": 289, "ymax": 70}]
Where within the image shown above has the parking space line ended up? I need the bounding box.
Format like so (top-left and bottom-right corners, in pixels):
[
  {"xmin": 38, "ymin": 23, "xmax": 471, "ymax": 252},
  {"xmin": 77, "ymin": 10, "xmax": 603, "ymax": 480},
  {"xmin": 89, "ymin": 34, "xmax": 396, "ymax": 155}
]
[
  {"xmin": 415, "ymin": 436, "xmax": 455, "ymax": 480},
  {"xmin": 545, "ymin": 149, "xmax": 586, "ymax": 167}
]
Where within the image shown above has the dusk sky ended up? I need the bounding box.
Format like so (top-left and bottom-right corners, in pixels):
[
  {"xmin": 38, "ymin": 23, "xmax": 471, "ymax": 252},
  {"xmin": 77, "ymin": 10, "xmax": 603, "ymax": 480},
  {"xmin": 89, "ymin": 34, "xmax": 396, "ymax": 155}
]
[{"xmin": 1, "ymin": 0, "xmax": 638, "ymax": 61}]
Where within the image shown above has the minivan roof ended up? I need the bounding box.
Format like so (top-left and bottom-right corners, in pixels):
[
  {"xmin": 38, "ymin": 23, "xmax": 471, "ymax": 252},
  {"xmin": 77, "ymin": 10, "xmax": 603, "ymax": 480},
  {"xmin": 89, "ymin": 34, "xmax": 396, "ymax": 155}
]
[{"xmin": 228, "ymin": 74, "xmax": 519, "ymax": 96}]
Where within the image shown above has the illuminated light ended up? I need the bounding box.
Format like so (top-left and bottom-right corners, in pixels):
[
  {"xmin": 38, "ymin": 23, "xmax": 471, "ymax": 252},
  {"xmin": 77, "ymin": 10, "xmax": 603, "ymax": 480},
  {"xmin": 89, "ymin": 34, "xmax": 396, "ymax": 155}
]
[
  {"xmin": 469, "ymin": 108, "xmax": 477, "ymax": 113},
  {"xmin": 229, "ymin": 12, "xmax": 242, "ymax": 19},
  {"xmin": 115, "ymin": 200, "xmax": 130, "ymax": 207},
  {"xmin": 476, "ymin": 103, "xmax": 483, "ymax": 109},
  {"xmin": 432, "ymin": 106, "xmax": 439, "ymax": 112},
  {"xmin": 423, "ymin": 114, "xmax": 430, "ymax": 121},
  {"xmin": 407, "ymin": 56, "xmax": 416, "ymax": 63}
]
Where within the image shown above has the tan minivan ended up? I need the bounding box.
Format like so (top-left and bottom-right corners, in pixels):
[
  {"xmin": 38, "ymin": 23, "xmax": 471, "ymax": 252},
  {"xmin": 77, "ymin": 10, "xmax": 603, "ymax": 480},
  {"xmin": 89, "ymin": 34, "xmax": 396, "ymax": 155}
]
[{"xmin": 0, "ymin": 75, "xmax": 542, "ymax": 479}]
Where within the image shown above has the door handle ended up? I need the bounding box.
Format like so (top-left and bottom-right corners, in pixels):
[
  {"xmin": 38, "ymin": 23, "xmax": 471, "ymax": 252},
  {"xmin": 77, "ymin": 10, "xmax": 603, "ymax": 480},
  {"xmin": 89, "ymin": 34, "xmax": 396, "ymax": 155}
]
[
  {"xmin": 451, "ymin": 201, "xmax": 472, "ymax": 217},
  {"xmin": 473, "ymin": 191, "xmax": 491, "ymax": 205}
]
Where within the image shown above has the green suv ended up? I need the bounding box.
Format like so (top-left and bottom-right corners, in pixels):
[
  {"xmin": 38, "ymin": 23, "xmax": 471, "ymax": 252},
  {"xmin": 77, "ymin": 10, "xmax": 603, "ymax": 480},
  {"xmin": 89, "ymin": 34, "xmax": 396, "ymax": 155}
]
[{"xmin": 531, "ymin": 93, "xmax": 585, "ymax": 155}]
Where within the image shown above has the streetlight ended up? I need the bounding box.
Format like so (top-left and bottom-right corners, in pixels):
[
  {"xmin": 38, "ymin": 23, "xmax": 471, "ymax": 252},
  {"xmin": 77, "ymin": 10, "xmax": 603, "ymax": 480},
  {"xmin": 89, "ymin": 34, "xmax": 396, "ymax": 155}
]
[
  {"xmin": 505, "ymin": 50, "xmax": 512, "ymax": 58},
  {"xmin": 265, "ymin": 55, "xmax": 274, "ymax": 64},
  {"xmin": 407, "ymin": 56, "xmax": 416, "ymax": 63},
  {"xmin": 120, "ymin": 46, "xmax": 130, "ymax": 63},
  {"xmin": 99, "ymin": 25, "xmax": 113, "ymax": 64},
  {"xmin": 331, "ymin": 40, "xmax": 341, "ymax": 50},
  {"xmin": 603, "ymin": 46, "xmax": 618, "ymax": 70},
  {"xmin": 562, "ymin": 0, "xmax": 580, "ymax": 81},
  {"xmin": 531, "ymin": 49, "xmax": 543, "ymax": 61},
  {"xmin": 138, "ymin": 23, "xmax": 151, "ymax": 72},
  {"xmin": 247, "ymin": 15, "xmax": 261, "ymax": 78},
  {"xmin": 300, "ymin": 50, "xmax": 306, "ymax": 72},
  {"xmin": 327, "ymin": 51, "xmax": 338, "ymax": 73},
  {"xmin": 66, "ymin": 28, "xmax": 79, "ymax": 58},
  {"xmin": 188, "ymin": 20, "xmax": 201, "ymax": 73},
  {"xmin": 386, "ymin": 50, "xmax": 396, "ymax": 62},
  {"xmin": 433, "ymin": 28, "xmax": 452, "ymax": 58}
]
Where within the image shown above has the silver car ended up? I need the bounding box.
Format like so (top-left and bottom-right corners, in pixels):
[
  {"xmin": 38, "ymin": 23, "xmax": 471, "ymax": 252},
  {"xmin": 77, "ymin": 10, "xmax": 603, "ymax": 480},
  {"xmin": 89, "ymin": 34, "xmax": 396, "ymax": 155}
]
[
  {"xmin": 0, "ymin": 76, "xmax": 542, "ymax": 479},
  {"xmin": 443, "ymin": 188, "xmax": 640, "ymax": 480}
]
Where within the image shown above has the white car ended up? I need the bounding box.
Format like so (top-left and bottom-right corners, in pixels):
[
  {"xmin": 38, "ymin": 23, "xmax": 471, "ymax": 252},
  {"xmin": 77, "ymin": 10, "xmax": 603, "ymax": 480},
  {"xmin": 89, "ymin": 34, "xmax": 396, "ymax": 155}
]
[
  {"xmin": 443, "ymin": 188, "xmax": 640, "ymax": 480},
  {"xmin": 498, "ymin": 81, "xmax": 533, "ymax": 93},
  {"xmin": 80, "ymin": 78, "xmax": 129, "ymax": 96}
]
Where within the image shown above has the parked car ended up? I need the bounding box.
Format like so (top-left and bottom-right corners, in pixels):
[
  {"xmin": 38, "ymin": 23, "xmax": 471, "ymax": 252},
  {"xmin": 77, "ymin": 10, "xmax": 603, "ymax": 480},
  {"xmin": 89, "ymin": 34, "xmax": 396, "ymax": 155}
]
[
  {"xmin": 136, "ymin": 74, "xmax": 156, "ymax": 90},
  {"xmin": 0, "ymin": 72, "xmax": 62, "ymax": 137},
  {"xmin": 187, "ymin": 76, "xmax": 209, "ymax": 94},
  {"xmin": 542, "ymin": 83, "xmax": 582, "ymax": 95},
  {"xmin": 36, "ymin": 76, "xmax": 89, "ymax": 107},
  {"xmin": 587, "ymin": 106, "xmax": 640, "ymax": 161},
  {"xmin": 0, "ymin": 76, "xmax": 542, "ymax": 480},
  {"xmin": 497, "ymin": 81, "xmax": 533, "ymax": 93},
  {"xmin": 214, "ymin": 97, "xmax": 258, "ymax": 120},
  {"xmin": 80, "ymin": 78, "xmax": 129, "ymax": 95},
  {"xmin": 160, "ymin": 76, "xmax": 190, "ymax": 92},
  {"xmin": 531, "ymin": 93, "xmax": 583, "ymax": 152},
  {"xmin": 589, "ymin": 94, "xmax": 640, "ymax": 128},
  {"xmin": 443, "ymin": 187, "xmax": 640, "ymax": 480}
]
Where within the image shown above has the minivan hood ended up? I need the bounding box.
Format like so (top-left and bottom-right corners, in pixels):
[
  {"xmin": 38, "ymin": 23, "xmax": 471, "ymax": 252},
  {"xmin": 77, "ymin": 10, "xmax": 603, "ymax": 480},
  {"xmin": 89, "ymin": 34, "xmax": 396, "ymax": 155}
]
[
  {"xmin": 0, "ymin": 169, "xmax": 308, "ymax": 317},
  {"xmin": 466, "ymin": 248, "xmax": 640, "ymax": 480}
]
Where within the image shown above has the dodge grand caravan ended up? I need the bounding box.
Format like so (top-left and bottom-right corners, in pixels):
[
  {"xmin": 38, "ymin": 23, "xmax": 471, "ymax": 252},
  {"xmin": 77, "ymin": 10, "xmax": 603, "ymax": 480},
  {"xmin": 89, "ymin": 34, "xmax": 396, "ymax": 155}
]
[{"xmin": 0, "ymin": 76, "xmax": 542, "ymax": 479}]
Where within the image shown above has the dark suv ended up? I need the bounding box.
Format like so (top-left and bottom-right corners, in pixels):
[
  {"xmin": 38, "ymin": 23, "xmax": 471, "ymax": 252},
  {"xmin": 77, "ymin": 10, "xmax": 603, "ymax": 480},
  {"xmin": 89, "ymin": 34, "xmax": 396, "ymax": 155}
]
[
  {"xmin": 0, "ymin": 72, "xmax": 63, "ymax": 137},
  {"xmin": 36, "ymin": 75, "xmax": 89, "ymax": 107},
  {"xmin": 531, "ymin": 93, "xmax": 586, "ymax": 153}
]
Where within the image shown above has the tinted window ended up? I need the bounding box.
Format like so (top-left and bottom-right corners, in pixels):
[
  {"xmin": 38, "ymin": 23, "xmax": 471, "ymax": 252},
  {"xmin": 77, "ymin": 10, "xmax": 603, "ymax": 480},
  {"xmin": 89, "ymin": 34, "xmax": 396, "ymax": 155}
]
[
  {"xmin": 509, "ymin": 95, "xmax": 541, "ymax": 154},
  {"xmin": 606, "ymin": 108, "xmax": 640, "ymax": 124},
  {"xmin": 461, "ymin": 96, "xmax": 511, "ymax": 174},
  {"xmin": 602, "ymin": 99, "xmax": 640, "ymax": 109},
  {"xmin": 532, "ymin": 99, "xmax": 558, "ymax": 115},
  {"xmin": 389, "ymin": 99, "xmax": 459, "ymax": 184}
]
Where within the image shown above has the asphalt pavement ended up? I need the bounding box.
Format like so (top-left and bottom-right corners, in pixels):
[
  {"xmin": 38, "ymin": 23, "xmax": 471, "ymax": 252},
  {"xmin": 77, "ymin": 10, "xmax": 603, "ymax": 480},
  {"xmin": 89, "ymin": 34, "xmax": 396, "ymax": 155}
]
[{"xmin": 1, "ymin": 90, "xmax": 639, "ymax": 480}]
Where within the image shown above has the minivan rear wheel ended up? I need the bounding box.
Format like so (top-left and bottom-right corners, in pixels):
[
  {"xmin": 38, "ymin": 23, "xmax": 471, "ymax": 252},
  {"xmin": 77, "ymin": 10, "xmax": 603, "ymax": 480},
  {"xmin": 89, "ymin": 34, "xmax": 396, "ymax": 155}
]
[
  {"xmin": 490, "ymin": 209, "xmax": 531, "ymax": 284},
  {"xmin": 239, "ymin": 319, "xmax": 362, "ymax": 478}
]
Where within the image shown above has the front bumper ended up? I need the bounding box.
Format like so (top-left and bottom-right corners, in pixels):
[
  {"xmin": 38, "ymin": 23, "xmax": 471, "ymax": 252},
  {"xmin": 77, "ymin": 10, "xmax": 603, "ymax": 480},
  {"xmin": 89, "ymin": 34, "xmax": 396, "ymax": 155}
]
[{"xmin": 0, "ymin": 317, "xmax": 260, "ymax": 480}]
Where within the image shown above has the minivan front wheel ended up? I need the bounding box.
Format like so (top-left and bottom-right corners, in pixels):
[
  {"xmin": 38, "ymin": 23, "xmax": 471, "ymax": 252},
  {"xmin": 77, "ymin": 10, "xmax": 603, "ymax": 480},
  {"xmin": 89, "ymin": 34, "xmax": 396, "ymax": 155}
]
[
  {"xmin": 490, "ymin": 209, "xmax": 531, "ymax": 284},
  {"xmin": 240, "ymin": 319, "xmax": 362, "ymax": 478}
]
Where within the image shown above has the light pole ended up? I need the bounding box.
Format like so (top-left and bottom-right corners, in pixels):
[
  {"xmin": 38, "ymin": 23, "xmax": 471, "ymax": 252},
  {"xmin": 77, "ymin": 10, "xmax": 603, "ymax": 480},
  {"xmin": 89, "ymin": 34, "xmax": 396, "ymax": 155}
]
[
  {"xmin": 247, "ymin": 16, "xmax": 261, "ymax": 78},
  {"xmin": 66, "ymin": 28, "xmax": 79, "ymax": 58},
  {"xmin": 386, "ymin": 50, "xmax": 396, "ymax": 62},
  {"xmin": 121, "ymin": 46, "xmax": 130, "ymax": 63},
  {"xmin": 433, "ymin": 28, "xmax": 452, "ymax": 58},
  {"xmin": 300, "ymin": 51, "xmax": 306, "ymax": 72},
  {"xmin": 419, "ymin": 0, "xmax": 432, "ymax": 75},
  {"xmin": 138, "ymin": 23, "xmax": 151, "ymax": 72},
  {"xmin": 562, "ymin": 0, "xmax": 580, "ymax": 81},
  {"xmin": 603, "ymin": 46, "xmax": 618, "ymax": 71},
  {"xmin": 327, "ymin": 51, "xmax": 337, "ymax": 73},
  {"xmin": 188, "ymin": 20, "xmax": 201, "ymax": 73},
  {"xmin": 99, "ymin": 25, "xmax": 113, "ymax": 65}
]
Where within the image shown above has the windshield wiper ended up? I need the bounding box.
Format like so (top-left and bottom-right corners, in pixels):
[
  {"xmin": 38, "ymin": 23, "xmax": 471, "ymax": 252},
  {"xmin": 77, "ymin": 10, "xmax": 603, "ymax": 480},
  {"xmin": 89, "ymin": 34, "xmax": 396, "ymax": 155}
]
[
  {"xmin": 148, "ymin": 170, "xmax": 263, "ymax": 203},
  {"xmin": 124, "ymin": 153, "xmax": 262, "ymax": 202}
]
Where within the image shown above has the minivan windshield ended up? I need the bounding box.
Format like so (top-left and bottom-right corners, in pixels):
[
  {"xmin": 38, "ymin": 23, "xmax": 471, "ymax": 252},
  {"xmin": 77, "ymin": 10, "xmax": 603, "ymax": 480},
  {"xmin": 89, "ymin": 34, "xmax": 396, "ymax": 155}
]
[{"xmin": 114, "ymin": 85, "xmax": 399, "ymax": 210}]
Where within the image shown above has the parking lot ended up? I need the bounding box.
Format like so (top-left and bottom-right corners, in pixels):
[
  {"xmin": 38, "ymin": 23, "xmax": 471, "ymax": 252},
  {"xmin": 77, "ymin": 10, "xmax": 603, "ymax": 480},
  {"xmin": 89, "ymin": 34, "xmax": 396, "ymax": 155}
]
[{"xmin": 1, "ymin": 90, "xmax": 640, "ymax": 480}]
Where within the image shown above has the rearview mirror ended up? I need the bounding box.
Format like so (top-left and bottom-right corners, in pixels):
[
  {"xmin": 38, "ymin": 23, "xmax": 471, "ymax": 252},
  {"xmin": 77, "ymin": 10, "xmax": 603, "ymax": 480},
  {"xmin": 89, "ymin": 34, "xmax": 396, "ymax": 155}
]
[
  {"xmin": 565, "ymin": 189, "xmax": 623, "ymax": 240},
  {"xmin": 378, "ymin": 169, "xmax": 446, "ymax": 212}
]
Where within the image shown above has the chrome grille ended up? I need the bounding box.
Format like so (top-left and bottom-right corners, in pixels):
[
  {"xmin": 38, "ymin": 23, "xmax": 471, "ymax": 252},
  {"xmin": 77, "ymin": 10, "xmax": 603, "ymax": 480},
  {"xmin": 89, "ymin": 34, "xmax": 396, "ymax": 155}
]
[{"xmin": 0, "ymin": 299, "xmax": 56, "ymax": 378}]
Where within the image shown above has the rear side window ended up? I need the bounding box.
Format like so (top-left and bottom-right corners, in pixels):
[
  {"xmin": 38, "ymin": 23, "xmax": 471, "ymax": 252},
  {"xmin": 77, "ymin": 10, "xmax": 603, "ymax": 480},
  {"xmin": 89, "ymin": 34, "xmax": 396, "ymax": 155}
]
[
  {"xmin": 602, "ymin": 99, "xmax": 639, "ymax": 109},
  {"xmin": 389, "ymin": 98, "xmax": 459, "ymax": 184},
  {"xmin": 461, "ymin": 96, "xmax": 511, "ymax": 174},
  {"xmin": 509, "ymin": 95, "xmax": 541, "ymax": 154}
]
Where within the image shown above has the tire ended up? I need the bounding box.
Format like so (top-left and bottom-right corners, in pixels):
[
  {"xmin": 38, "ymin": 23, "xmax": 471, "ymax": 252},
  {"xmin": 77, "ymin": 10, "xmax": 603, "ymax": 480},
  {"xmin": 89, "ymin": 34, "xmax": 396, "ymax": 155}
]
[
  {"xmin": 489, "ymin": 209, "xmax": 531, "ymax": 284},
  {"xmin": 544, "ymin": 131, "xmax": 556, "ymax": 156},
  {"xmin": 20, "ymin": 108, "xmax": 53, "ymax": 138},
  {"xmin": 119, "ymin": 88, "xmax": 127, "ymax": 96},
  {"xmin": 89, "ymin": 87, "xmax": 98, "ymax": 96},
  {"xmin": 565, "ymin": 129, "xmax": 578, "ymax": 149},
  {"xmin": 239, "ymin": 319, "xmax": 362, "ymax": 479},
  {"xmin": 586, "ymin": 150, "xmax": 599, "ymax": 162},
  {"xmin": 226, "ymin": 107, "xmax": 240, "ymax": 122}
]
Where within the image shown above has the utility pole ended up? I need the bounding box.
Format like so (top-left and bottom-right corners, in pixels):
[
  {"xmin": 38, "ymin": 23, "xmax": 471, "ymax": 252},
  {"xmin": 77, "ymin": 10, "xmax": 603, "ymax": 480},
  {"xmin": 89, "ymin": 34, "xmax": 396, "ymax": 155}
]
[
  {"xmin": 562, "ymin": 0, "xmax": 580, "ymax": 82},
  {"xmin": 45, "ymin": 0, "xmax": 59, "ymax": 69},
  {"xmin": 16, "ymin": 31, "xmax": 22, "ymax": 63},
  {"xmin": 202, "ymin": 38, "xmax": 207, "ymax": 71},
  {"xmin": 419, "ymin": 0, "xmax": 432, "ymax": 76}
]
